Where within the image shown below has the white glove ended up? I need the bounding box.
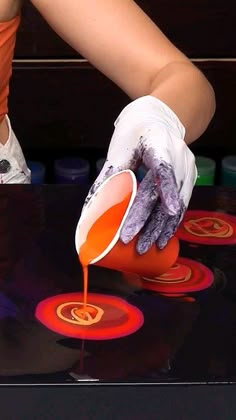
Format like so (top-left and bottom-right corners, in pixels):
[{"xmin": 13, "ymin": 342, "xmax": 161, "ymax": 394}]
[
  {"xmin": 84, "ymin": 95, "xmax": 197, "ymax": 254},
  {"xmin": 0, "ymin": 116, "xmax": 31, "ymax": 183}
]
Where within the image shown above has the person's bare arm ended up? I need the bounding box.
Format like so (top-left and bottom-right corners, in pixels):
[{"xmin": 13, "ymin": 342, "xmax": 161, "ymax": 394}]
[
  {"xmin": 0, "ymin": 0, "xmax": 23, "ymax": 144},
  {"xmin": 31, "ymin": 0, "xmax": 215, "ymax": 144}
]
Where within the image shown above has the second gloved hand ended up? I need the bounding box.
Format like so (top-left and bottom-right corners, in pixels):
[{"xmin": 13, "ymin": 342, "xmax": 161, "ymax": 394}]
[{"xmin": 84, "ymin": 95, "xmax": 197, "ymax": 254}]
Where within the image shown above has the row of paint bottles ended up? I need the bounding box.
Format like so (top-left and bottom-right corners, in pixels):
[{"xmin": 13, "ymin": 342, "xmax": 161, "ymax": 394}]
[
  {"xmin": 27, "ymin": 155, "xmax": 236, "ymax": 187},
  {"xmin": 195, "ymin": 155, "xmax": 236, "ymax": 187},
  {"xmin": 27, "ymin": 158, "xmax": 90, "ymax": 184},
  {"xmin": 136, "ymin": 155, "xmax": 236, "ymax": 187}
]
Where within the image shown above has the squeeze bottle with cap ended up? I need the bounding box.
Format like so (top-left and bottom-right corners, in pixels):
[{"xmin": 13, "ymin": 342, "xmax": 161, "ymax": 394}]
[
  {"xmin": 27, "ymin": 161, "xmax": 46, "ymax": 184},
  {"xmin": 54, "ymin": 157, "xmax": 90, "ymax": 184},
  {"xmin": 195, "ymin": 156, "xmax": 216, "ymax": 186},
  {"xmin": 221, "ymin": 155, "xmax": 236, "ymax": 187}
]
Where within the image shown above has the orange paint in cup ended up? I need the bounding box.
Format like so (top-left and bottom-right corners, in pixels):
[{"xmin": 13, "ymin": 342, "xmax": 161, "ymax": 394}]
[{"xmin": 76, "ymin": 170, "xmax": 179, "ymax": 310}]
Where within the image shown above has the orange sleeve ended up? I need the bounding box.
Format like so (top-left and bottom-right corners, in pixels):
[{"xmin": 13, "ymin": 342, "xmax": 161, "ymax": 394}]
[{"xmin": 0, "ymin": 15, "xmax": 20, "ymax": 123}]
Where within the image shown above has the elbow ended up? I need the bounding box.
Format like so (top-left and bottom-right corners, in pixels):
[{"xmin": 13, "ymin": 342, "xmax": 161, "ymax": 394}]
[
  {"xmin": 146, "ymin": 60, "xmax": 216, "ymax": 143},
  {"xmin": 188, "ymin": 69, "xmax": 216, "ymax": 143},
  {"xmin": 183, "ymin": 69, "xmax": 216, "ymax": 144},
  {"xmin": 203, "ymin": 76, "xmax": 216, "ymax": 129}
]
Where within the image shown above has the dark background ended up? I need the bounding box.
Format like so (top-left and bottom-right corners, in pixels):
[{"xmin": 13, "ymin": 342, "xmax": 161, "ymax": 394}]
[
  {"xmin": 2, "ymin": 3, "xmax": 236, "ymax": 413},
  {"xmin": 9, "ymin": 0, "xmax": 236, "ymax": 178}
]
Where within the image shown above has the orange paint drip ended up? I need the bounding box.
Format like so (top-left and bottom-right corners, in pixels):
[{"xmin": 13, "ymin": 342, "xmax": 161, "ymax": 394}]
[
  {"xmin": 79, "ymin": 194, "xmax": 131, "ymax": 316},
  {"xmin": 74, "ymin": 304, "xmax": 98, "ymax": 319},
  {"xmin": 82, "ymin": 265, "xmax": 88, "ymax": 309}
]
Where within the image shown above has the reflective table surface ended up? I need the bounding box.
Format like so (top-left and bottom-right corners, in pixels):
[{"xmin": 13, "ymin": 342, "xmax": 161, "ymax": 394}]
[{"xmin": 0, "ymin": 184, "xmax": 236, "ymax": 384}]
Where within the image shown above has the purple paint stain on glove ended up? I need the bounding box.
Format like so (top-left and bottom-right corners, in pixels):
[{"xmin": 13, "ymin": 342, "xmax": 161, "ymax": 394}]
[
  {"xmin": 155, "ymin": 161, "xmax": 180, "ymax": 215},
  {"xmin": 143, "ymin": 147, "xmax": 180, "ymax": 216},
  {"xmin": 136, "ymin": 203, "xmax": 168, "ymax": 254},
  {"xmin": 120, "ymin": 149, "xmax": 185, "ymax": 254},
  {"xmin": 157, "ymin": 200, "xmax": 186, "ymax": 249},
  {"xmin": 120, "ymin": 170, "xmax": 158, "ymax": 244},
  {"xmin": 83, "ymin": 165, "xmax": 116, "ymax": 208}
]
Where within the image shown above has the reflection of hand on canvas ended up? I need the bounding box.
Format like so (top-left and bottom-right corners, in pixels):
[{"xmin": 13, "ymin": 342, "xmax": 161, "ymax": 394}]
[{"xmin": 84, "ymin": 96, "xmax": 197, "ymax": 254}]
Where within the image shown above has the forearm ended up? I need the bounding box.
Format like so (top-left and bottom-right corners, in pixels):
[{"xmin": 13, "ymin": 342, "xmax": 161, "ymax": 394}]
[
  {"xmin": 0, "ymin": 118, "xmax": 8, "ymax": 144},
  {"xmin": 148, "ymin": 61, "xmax": 216, "ymax": 144},
  {"xmin": 30, "ymin": 0, "xmax": 215, "ymax": 145}
]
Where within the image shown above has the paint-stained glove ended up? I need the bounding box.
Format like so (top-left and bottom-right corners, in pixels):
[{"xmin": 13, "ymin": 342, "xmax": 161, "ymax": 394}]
[
  {"xmin": 0, "ymin": 116, "xmax": 31, "ymax": 184},
  {"xmin": 84, "ymin": 95, "xmax": 197, "ymax": 254}
]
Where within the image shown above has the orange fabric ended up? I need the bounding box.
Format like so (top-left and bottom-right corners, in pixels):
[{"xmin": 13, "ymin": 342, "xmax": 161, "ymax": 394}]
[{"xmin": 0, "ymin": 15, "xmax": 20, "ymax": 123}]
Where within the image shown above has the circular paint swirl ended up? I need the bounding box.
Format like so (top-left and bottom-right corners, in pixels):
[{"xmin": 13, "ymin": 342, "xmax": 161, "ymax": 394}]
[
  {"xmin": 56, "ymin": 302, "xmax": 104, "ymax": 326},
  {"xmin": 143, "ymin": 263, "xmax": 192, "ymax": 284},
  {"xmin": 176, "ymin": 211, "xmax": 236, "ymax": 245},
  {"xmin": 184, "ymin": 217, "xmax": 233, "ymax": 238},
  {"xmin": 123, "ymin": 257, "xmax": 214, "ymax": 294},
  {"xmin": 35, "ymin": 292, "xmax": 144, "ymax": 340}
]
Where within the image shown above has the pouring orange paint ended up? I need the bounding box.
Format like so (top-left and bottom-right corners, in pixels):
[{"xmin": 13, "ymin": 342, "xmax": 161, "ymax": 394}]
[
  {"xmin": 76, "ymin": 170, "xmax": 179, "ymax": 317},
  {"xmin": 79, "ymin": 192, "xmax": 132, "ymax": 309}
]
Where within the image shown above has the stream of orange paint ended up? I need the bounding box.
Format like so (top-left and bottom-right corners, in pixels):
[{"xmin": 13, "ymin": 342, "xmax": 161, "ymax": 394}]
[{"xmin": 78, "ymin": 194, "xmax": 131, "ymax": 317}]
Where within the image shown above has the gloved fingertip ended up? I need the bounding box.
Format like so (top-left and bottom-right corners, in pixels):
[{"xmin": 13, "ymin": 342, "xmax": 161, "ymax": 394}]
[
  {"xmin": 136, "ymin": 243, "xmax": 148, "ymax": 255},
  {"xmin": 119, "ymin": 233, "xmax": 132, "ymax": 245},
  {"xmin": 120, "ymin": 216, "xmax": 144, "ymax": 245},
  {"xmin": 136, "ymin": 236, "xmax": 152, "ymax": 255},
  {"xmin": 119, "ymin": 227, "xmax": 135, "ymax": 245},
  {"xmin": 166, "ymin": 201, "xmax": 180, "ymax": 217},
  {"xmin": 157, "ymin": 237, "xmax": 168, "ymax": 250}
]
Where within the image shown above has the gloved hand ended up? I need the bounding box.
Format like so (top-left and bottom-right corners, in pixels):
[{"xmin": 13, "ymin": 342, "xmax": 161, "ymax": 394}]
[
  {"xmin": 0, "ymin": 116, "xmax": 31, "ymax": 183},
  {"xmin": 84, "ymin": 95, "xmax": 197, "ymax": 254}
]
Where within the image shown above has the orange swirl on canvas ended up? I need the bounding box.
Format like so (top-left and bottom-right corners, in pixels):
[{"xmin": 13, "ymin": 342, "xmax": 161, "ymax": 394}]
[
  {"xmin": 184, "ymin": 217, "xmax": 233, "ymax": 238},
  {"xmin": 56, "ymin": 302, "xmax": 104, "ymax": 326}
]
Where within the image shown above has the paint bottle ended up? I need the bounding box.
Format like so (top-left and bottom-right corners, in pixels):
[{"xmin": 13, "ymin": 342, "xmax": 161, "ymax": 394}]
[
  {"xmin": 195, "ymin": 156, "xmax": 216, "ymax": 186},
  {"xmin": 27, "ymin": 160, "xmax": 46, "ymax": 184},
  {"xmin": 221, "ymin": 155, "xmax": 236, "ymax": 187},
  {"xmin": 54, "ymin": 157, "xmax": 90, "ymax": 184}
]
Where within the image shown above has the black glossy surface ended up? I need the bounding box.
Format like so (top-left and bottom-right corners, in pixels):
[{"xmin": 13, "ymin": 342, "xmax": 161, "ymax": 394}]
[{"xmin": 0, "ymin": 185, "xmax": 236, "ymax": 384}]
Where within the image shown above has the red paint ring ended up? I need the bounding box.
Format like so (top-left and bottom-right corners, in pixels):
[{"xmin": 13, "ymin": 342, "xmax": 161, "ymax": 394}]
[
  {"xmin": 35, "ymin": 292, "xmax": 144, "ymax": 340},
  {"xmin": 176, "ymin": 210, "xmax": 236, "ymax": 245},
  {"xmin": 123, "ymin": 257, "xmax": 214, "ymax": 294}
]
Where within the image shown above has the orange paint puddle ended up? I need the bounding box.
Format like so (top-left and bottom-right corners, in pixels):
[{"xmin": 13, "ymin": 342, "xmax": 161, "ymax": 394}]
[{"xmin": 35, "ymin": 292, "xmax": 144, "ymax": 340}]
